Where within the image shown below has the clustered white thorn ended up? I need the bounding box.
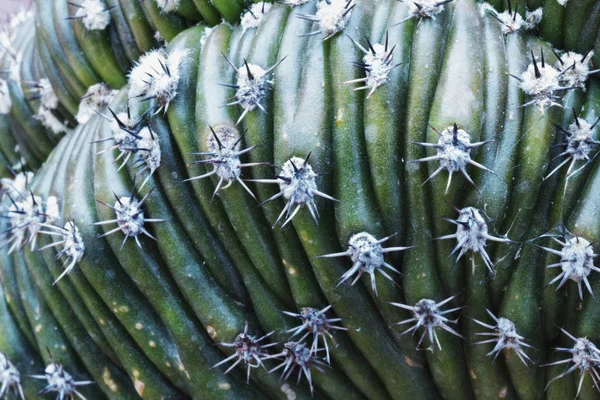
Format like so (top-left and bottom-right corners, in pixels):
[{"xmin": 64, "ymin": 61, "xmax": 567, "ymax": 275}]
[
  {"xmin": 345, "ymin": 34, "xmax": 400, "ymax": 98},
  {"xmin": 94, "ymin": 189, "xmax": 164, "ymax": 250},
  {"xmin": 318, "ymin": 232, "xmax": 410, "ymax": 296},
  {"xmin": 38, "ymin": 220, "xmax": 85, "ymax": 285},
  {"xmin": 213, "ymin": 322, "xmax": 277, "ymax": 383},
  {"xmin": 516, "ymin": 50, "xmax": 575, "ymax": 113},
  {"xmin": 485, "ymin": 4, "xmax": 542, "ymax": 35},
  {"xmin": 0, "ymin": 79, "xmax": 11, "ymax": 115},
  {"xmin": 438, "ymin": 206, "xmax": 510, "ymax": 275},
  {"xmin": 390, "ymin": 296, "xmax": 463, "ymax": 352},
  {"xmin": 31, "ymin": 359, "xmax": 94, "ymax": 400},
  {"xmin": 37, "ymin": 78, "xmax": 58, "ymax": 110},
  {"xmin": 540, "ymin": 234, "xmax": 600, "ymax": 300},
  {"xmin": 413, "ymin": 123, "xmax": 493, "ymax": 194},
  {"xmin": 223, "ymin": 56, "xmax": 286, "ymax": 125},
  {"xmin": 296, "ymin": 0, "xmax": 356, "ymax": 40},
  {"xmin": 396, "ymin": 0, "xmax": 453, "ymax": 25},
  {"xmin": 74, "ymin": 0, "xmax": 112, "ymax": 31},
  {"xmin": 75, "ymin": 83, "xmax": 117, "ymax": 124},
  {"xmin": 241, "ymin": 2, "xmax": 272, "ymax": 32},
  {"xmin": 1, "ymin": 186, "xmax": 59, "ymax": 254},
  {"xmin": 98, "ymin": 109, "xmax": 141, "ymax": 171},
  {"xmin": 134, "ymin": 125, "xmax": 162, "ymax": 189},
  {"xmin": 0, "ymin": 352, "xmax": 24, "ymax": 400},
  {"xmin": 545, "ymin": 114, "xmax": 600, "ymax": 180},
  {"xmin": 128, "ymin": 49, "xmax": 187, "ymax": 114},
  {"xmin": 185, "ymin": 125, "xmax": 259, "ymax": 200},
  {"xmin": 252, "ymin": 155, "xmax": 338, "ymax": 228},
  {"xmin": 264, "ymin": 341, "xmax": 329, "ymax": 395},
  {"xmin": 472, "ymin": 309, "xmax": 533, "ymax": 365},
  {"xmin": 0, "ymin": 171, "xmax": 34, "ymax": 200},
  {"xmin": 155, "ymin": 0, "xmax": 180, "ymax": 13},
  {"xmin": 27, "ymin": 78, "xmax": 69, "ymax": 134},
  {"xmin": 555, "ymin": 50, "xmax": 598, "ymax": 90},
  {"xmin": 283, "ymin": 305, "xmax": 347, "ymax": 364},
  {"xmin": 544, "ymin": 329, "xmax": 600, "ymax": 397}
]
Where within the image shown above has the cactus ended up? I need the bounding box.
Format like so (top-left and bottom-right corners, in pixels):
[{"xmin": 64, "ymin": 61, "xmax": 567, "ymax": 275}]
[{"xmin": 1, "ymin": 0, "xmax": 600, "ymax": 399}]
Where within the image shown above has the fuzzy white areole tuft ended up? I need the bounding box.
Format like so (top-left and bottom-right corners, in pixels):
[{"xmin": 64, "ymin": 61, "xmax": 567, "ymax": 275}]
[
  {"xmin": 515, "ymin": 50, "xmax": 571, "ymax": 112},
  {"xmin": 264, "ymin": 342, "xmax": 328, "ymax": 396},
  {"xmin": 39, "ymin": 220, "xmax": 86, "ymax": 284},
  {"xmin": 155, "ymin": 0, "xmax": 181, "ymax": 13},
  {"xmin": 128, "ymin": 49, "xmax": 187, "ymax": 114},
  {"xmin": 136, "ymin": 126, "xmax": 162, "ymax": 189},
  {"xmin": 0, "ymin": 79, "xmax": 11, "ymax": 115},
  {"xmin": 235, "ymin": 63, "xmax": 269, "ymax": 120},
  {"xmin": 406, "ymin": 0, "xmax": 450, "ymax": 19},
  {"xmin": 345, "ymin": 35, "xmax": 400, "ymax": 98},
  {"xmin": 390, "ymin": 296, "xmax": 463, "ymax": 352},
  {"xmin": 98, "ymin": 111, "xmax": 143, "ymax": 171},
  {"xmin": 272, "ymin": 156, "xmax": 336, "ymax": 227},
  {"xmin": 541, "ymin": 235, "xmax": 600, "ymax": 300},
  {"xmin": 76, "ymin": 83, "xmax": 117, "ymax": 124},
  {"xmin": 221, "ymin": 55, "xmax": 286, "ymax": 125},
  {"xmin": 2, "ymin": 191, "xmax": 58, "ymax": 254},
  {"xmin": 438, "ymin": 206, "xmax": 510, "ymax": 274},
  {"xmin": 213, "ymin": 322, "xmax": 276, "ymax": 383},
  {"xmin": 555, "ymin": 50, "xmax": 598, "ymax": 89},
  {"xmin": 545, "ymin": 114, "xmax": 600, "ymax": 180},
  {"xmin": 75, "ymin": 0, "xmax": 112, "ymax": 31},
  {"xmin": 488, "ymin": 5, "xmax": 524, "ymax": 34},
  {"xmin": 248, "ymin": 154, "xmax": 338, "ymax": 227},
  {"xmin": 413, "ymin": 124, "xmax": 493, "ymax": 194},
  {"xmin": 525, "ymin": 8, "xmax": 543, "ymax": 26},
  {"xmin": 297, "ymin": 0, "xmax": 356, "ymax": 40},
  {"xmin": 34, "ymin": 107, "xmax": 69, "ymax": 134},
  {"xmin": 241, "ymin": 2, "xmax": 272, "ymax": 32},
  {"xmin": 95, "ymin": 188, "xmax": 164, "ymax": 250},
  {"xmin": 557, "ymin": 0, "xmax": 568, "ymax": 5},
  {"xmin": 279, "ymin": 157, "xmax": 319, "ymax": 207},
  {"xmin": 544, "ymin": 328, "xmax": 600, "ymax": 397},
  {"xmin": 115, "ymin": 197, "xmax": 150, "ymax": 239},
  {"xmin": 396, "ymin": 0, "xmax": 453, "ymax": 25},
  {"xmin": 0, "ymin": 352, "xmax": 23, "ymax": 400},
  {"xmin": 317, "ymin": 231, "xmax": 412, "ymax": 295},
  {"xmin": 473, "ymin": 309, "xmax": 533, "ymax": 365},
  {"xmin": 283, "ymin": 305, "xmax": 346, "ymax": 364},
  {"xmin": 31, "ymin": 361, "xmax": 93, "ymax": 400},
  {"xmin": 1, "ymin": 171, "xmax": 34, "ymax": 200},
  {"xmin": 185, "ymin": 125, "xmax": 262, "ymax": 200},
  {"xmin": 564, "ymin": 118, "xmax": 599, "ymax": 160},
  {"xmin": 37, "ymin": 78, "xmax": 59, "ymax": 109}
]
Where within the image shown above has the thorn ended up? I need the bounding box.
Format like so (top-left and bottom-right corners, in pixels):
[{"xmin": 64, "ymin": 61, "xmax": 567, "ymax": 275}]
[
  {"xmin": 541, "ymin": 48, "xmax": 545, "ymax": 69},
  {"xmin": 531, "ymin": 49, "xmax": 541, "ymax": 79},
  {"xmin": 244, "ymin": 60, "xmax": 254, "ymax": 81},
  {"xmin": 551, "ymin": 47, "xmax": 564, "ymax": 65},
  {"xmin": 209, "ymin": 126, "xmax": 223, "ymax": 150}
]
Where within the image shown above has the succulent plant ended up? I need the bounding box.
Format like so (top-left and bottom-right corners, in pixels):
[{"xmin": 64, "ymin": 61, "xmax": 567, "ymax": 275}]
[{"xmin": 2, "ymin": 0, "xmax": 600, "ymax": 399}]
